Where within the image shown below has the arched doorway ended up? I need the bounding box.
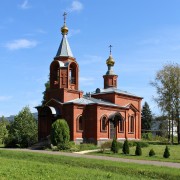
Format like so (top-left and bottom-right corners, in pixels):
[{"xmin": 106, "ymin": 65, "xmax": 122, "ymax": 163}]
[
  {"xmin": 109, "ymin": 113, "xmax": 122, "ymax": 139},
  {"xmin": 38, "ymin": 106, "xmax": 60, "ymax": 140}
]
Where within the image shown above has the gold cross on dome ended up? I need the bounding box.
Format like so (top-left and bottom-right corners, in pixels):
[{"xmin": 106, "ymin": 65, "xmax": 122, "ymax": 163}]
[{"xmin": 63, "ymin": 12, "xmax": 67, "ymax": 24}]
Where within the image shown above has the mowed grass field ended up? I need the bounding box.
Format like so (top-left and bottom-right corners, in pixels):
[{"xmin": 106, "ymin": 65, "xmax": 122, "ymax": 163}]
[
  {"xmin": 0, "ymin": 150, "xmax": 180, "ymax": 180},
  {"xmin": 93, "ymin": 144, "xmax": 180, "ymax": 163}
]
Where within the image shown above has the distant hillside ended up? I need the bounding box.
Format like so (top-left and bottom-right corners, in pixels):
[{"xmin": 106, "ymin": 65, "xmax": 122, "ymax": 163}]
[{"xmin": 5, "ymin": 112, "xmax": 38, "ymax": 122}]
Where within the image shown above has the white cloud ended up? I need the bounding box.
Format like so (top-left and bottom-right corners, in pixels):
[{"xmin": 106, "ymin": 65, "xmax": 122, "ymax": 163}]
[
  {"xmin": 5, "ymin": 39, "xmax": 38, "ymax": 50},
  {"xmin": 0, "ymin": 96, "xmax": 12, "ymax": 101},
  {"xmin": 19, "ymin": 0, "xmax": 30, "ymax": 9},
  {"xmin": 68, "ymin": 1, "xmax": 83, "ymax": 12}
]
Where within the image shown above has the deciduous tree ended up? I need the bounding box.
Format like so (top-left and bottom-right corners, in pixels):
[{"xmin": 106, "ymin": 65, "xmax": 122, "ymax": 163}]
[
  {"xmin": 0, "ymin": 116, "xmax": 9, "ymax": 144},
  {"xmin": 151, "ymin": 63, "xmax": 180, "ymax": 144},
  {"xmin": 5, "ymin": 106, "xmax": 38, "ymax": 148}
]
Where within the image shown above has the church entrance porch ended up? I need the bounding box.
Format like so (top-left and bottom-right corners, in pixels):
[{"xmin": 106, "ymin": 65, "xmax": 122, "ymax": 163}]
[{"xmin": 109, "ymin": 113, "xmax": 122, "ymax": 139}]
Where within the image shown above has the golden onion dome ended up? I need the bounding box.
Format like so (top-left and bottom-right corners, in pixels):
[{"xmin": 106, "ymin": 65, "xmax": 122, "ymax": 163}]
[
  {"xmin": 106, "ymin": 55, "xmax": 115, "ymax": 66},
  {"xmin": 61, "ymin": 25, "xmax": 68, "ymax": 35}
]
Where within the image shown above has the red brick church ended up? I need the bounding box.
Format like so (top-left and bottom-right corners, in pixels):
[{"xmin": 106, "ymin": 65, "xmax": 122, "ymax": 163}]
[{"xmin": 36, "ymin": 14, "xmax": 143, "ymax": 145}]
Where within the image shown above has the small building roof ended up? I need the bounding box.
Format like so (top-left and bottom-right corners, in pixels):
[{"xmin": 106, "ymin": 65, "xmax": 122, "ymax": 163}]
[
  {"xmin": 64, "ymin": 96, "xmax": 128, "ymax": 108},
  {"xmin": 93, "ymin": 87, "xmax": 143, "ymax": 99}
]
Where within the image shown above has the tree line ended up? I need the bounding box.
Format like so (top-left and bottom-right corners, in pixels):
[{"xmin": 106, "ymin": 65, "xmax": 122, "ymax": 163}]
[{"xmin": 0, "ymin": 106, "xmax": 38, "ymax": 147}]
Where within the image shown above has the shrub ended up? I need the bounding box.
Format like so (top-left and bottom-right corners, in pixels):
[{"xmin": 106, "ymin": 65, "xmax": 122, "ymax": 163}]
[
  {"xmin": 57, "ymin": 141, "xmax": 71, "ymax": 150},
  {"xmin": 153, "ymin": 135, "xmax": 168, "ymax": 143},
  {"xmin": 142, "ymin": 132, "xmax": 153, "ymax": 140},
  {"xmin": 149, "ymin": 149, "xmax": 155, "ymax": 157},
  {"xmin": 148, "ymin": 141, "xmax": 170, "ymax": 145},
  {"xmin": 51, "ymin": 119, "xmax": 70, "ymax": 149},
  {"xmin": 135, "ymin": 143, "xmax": 142, "ymax": 156},
  {"xmin": 69, "ymin": 142, "xmax": 79, "ymax": 152},
  {"xmin": 122, "ymin": 139, "xmax": 129, "ymax": 154},
  {"xmin": 111, "ymin": 138, "xmax": 119, "ymax": 153},
  {"xmin": 142, "ymin": 133, "xmax": 147, "ymax": 139},
  {"xmin": 130, "ymin": 141, "xmax": 149, "ymax": 148},
  {"xmin": 163, "ymin": 146, "xmax": 170, "ymax": 158},
  {"xmin": 101, "ymin": 141, "xmax": 112, "ymax": 152}
]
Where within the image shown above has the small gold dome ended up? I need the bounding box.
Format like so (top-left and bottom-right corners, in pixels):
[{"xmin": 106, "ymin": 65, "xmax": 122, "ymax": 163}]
[
  {"xmin": 61, "ymin": 25, "xmax": 68, "ymax": 35},
  {"xmin": 106, "ymin": 55, "xmax": 115, "ymax": 66}
]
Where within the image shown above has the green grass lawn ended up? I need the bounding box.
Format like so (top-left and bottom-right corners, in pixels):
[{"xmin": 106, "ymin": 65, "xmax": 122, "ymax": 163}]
[
  {"xmin": 91, "ymin": 144, "xmax": 180, "ymax": 163},
  {"xmin": 0, "ymin": 150, "xmax": 180, "ymax": 180},
  {"xmin": 0, "ymin": 143, "xmax": 4, "ymax": 148}
]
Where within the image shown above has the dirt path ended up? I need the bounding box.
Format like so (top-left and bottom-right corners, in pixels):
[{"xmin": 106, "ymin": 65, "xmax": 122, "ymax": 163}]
[{"xmin": 1, "ymin": 148, "xmax": 180, "ymax": 169}]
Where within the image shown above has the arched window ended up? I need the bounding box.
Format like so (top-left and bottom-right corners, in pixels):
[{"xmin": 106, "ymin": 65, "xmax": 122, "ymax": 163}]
[
  {"xmin": 130, "ymin": 116, "xmax": 134, "ymax": 133},
  {"xmin": 119, "ymin": 119, "xmax": 124, "ymax": 132},
  {"xmin": 101, "ymin": 116, "xmax": 107, "ymax": 131},
  {"xmin": 128, "ymin": 116, "xmax": 134, "ymax": 133},
  {"xmin": 77, "ymin": 115, "xmax": 83, "ymax": 131}
]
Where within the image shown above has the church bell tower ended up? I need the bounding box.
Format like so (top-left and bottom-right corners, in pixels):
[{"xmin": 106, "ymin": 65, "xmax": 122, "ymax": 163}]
[{"xmin": 45, "ymin": 13, "xmax": 83, "ymax": 103}]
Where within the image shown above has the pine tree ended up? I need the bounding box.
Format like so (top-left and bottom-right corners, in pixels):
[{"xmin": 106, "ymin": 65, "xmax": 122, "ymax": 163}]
[
  {"xmin": 122, "ymin": 139, "xmax": 129, "ymax": 154},
  {"xmin": 163, "ymin": 145, "xmax": 170, "ymax": 158},
  {"xmin": 141, "ymin": 102, "xmax": 153, "ymax": 131},
  {"xmin": 149, "ymin": 149, "xmax": 155, "ymax": 157},
  {"xmin": 111, "ymin": 138, "xmax": 118, "ymax": 153},
  {"xmin": 135, "ymin": 143, "xmax": 142, "ymax": 156}
]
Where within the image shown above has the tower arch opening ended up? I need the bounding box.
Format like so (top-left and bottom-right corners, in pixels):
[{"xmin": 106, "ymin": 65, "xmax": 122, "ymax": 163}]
[
  {"xmin": 50, "ymin": 61, "xmax": 60, "ymax": 89},
  {"xmin": 69, "ymin": 62, "xmax": 78, "ymax": 90}
]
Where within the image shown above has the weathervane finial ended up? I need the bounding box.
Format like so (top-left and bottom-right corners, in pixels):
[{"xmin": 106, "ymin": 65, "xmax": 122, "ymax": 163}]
[
  {"xmin": 63, "ymin": 12, "xmax": 67, "ymax": 24},
  {"xmin": 109, "ymin": 45, "xmax": 112, "ymax": 55}
]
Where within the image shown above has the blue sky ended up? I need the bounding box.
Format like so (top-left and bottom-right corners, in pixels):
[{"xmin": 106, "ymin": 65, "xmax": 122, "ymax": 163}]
[{"xmin": 0, "ymin": 0, "xmax": 180, "ymax": 117}]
